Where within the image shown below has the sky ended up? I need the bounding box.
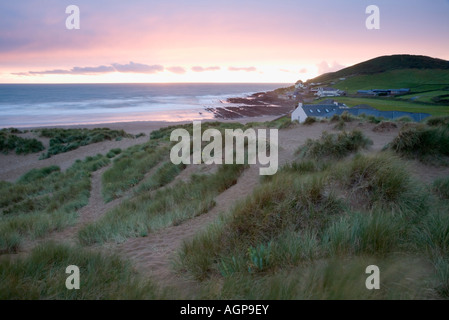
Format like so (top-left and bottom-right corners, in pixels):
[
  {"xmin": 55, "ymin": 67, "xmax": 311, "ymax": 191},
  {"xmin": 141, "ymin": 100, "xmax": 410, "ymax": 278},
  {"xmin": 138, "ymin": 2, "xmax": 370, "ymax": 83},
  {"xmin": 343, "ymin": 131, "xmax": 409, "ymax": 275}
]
[{"xmin": 1, "ymin": 0, "xmax": 448, "ymax": 84}]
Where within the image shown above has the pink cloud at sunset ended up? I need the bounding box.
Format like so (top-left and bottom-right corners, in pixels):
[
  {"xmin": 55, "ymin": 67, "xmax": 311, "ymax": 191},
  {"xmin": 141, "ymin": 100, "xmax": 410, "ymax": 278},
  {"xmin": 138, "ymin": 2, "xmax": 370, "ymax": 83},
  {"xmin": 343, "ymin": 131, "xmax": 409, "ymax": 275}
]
[{"xmin": 1, "ymin": 0, "xmax": 448, "ymax": 83}]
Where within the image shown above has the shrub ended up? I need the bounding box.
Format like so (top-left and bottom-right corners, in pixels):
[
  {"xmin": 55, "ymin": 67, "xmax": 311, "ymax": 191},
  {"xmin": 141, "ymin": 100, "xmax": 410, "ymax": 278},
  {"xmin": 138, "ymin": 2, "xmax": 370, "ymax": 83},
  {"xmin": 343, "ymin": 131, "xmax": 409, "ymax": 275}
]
[
  {"xmin": 426, "ymin": 116, "xmax": 449, "ymax": 127},
  {"xmin": 333, "ymin": 119, "xmax": 346, "ymax": 130},
  {"xmin": 330, "ymin": 114, "xmax": 340, "ymax": 122},
  {"xmin": 334, "ymin": 153, "xmax": 428, "ymax": 213},
  {"xmin": 303, "ymin": 117, "xmax": 317, "ymax": 125},
  {"xmin": 0, "ymin": 131, "xmax": 44, "ymax": 155},
  {"xmin": 263, "ymin": 116, "xmax": 296, "ymax": 129},
  {"xmin": 388, "ymin": 124, "xmax": 449, "ymax": 164},
  {"xmin": 106, "ymin": 148, "xmax": 122, "ymax": 158},
  {"xmin": 397, "ymin": 116, "xmax": 413, "ymax": 123},
  {"xmin": 340, "ymin": 111, "xmax": 354, "ymax": 122},
  {"xmin": 298, "ymin": 130, "xmax": 372, "ymax": 159}
]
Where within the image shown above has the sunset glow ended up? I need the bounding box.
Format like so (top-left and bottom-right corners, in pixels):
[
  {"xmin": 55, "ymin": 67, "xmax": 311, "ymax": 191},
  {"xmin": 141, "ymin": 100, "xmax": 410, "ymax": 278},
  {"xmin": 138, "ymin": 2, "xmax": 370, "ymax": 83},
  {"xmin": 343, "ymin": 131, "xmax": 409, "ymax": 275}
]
[{"xmin": 1, "ymin": 0, "xmax": 449, "ymax": 83}]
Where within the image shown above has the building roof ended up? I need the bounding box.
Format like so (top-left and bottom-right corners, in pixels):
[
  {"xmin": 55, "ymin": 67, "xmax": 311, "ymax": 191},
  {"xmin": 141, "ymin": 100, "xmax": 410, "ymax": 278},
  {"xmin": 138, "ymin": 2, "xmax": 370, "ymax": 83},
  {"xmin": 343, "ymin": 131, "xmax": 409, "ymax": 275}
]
[
  {"xmin": 302, "ymin": 104, "xmax": 339, "ymax": 116},
  {"xmin": 300, "ymin": 103, "xmax": 429, "ymax": 122}
]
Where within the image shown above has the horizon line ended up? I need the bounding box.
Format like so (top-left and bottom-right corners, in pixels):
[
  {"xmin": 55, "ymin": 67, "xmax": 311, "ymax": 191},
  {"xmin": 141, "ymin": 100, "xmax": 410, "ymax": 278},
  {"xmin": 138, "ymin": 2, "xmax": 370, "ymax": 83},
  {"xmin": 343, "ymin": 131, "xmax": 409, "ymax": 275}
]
[{"xmin": 0, "ymin": 81, "xmax": 295, "ymax": 85}]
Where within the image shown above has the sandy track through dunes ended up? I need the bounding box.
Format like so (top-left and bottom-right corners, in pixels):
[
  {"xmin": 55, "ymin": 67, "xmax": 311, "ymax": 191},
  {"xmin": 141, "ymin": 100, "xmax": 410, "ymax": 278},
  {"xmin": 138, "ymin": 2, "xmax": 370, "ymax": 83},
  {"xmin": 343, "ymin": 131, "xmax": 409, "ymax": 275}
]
[
  {"xmin": 112, "ymin": 121, "xmax": 418, "ymax": 289},
  {"xmin": 112, "ymin": 122, "xmax": 334, "ymax": 287},
  {"xmin": 19, "ymin": 157, "xmax": 177, "ymax": 251},
  {"xmin": 113, "ymin": 165, "xmax": 261, "ymax": 284}
]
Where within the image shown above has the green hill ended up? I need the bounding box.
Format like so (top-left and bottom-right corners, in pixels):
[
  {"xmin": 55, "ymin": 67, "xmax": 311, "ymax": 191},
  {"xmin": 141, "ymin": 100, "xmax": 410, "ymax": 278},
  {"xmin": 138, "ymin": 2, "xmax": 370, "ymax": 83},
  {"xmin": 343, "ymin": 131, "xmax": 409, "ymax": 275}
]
[
  {"xmin": 309, "ymin": 54, "xmax": 449, "ymax": 84},
  {"xmin": 301, "ymin": 55, "xmax": 449, "ymax": 112}
]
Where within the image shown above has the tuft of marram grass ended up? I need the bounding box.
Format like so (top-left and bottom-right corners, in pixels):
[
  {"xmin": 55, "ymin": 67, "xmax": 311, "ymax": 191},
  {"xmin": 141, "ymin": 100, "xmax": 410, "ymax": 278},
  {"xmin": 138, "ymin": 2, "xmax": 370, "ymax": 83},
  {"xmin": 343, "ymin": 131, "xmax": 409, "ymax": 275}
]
[
  {"xmin": 0, "ymin": 130, "xmax": 44, "ymax": 155},
  {"xmin": 388, "ymin": 124, "xmax": 449, "ymax": 164},
  {"xmin": 0, "ymin": 242, "xmax": 169, "ymax": 299},
  {"xmin": 297, "ymin": 130, "xmax": 372, "ymax": 159},
  {"xmin": 332, "ymin": 152, "xmax": 429, "ymax": 214},
  {"xmin": 101, "ymin": 141, "xmax": 168, "ymax": 202}
]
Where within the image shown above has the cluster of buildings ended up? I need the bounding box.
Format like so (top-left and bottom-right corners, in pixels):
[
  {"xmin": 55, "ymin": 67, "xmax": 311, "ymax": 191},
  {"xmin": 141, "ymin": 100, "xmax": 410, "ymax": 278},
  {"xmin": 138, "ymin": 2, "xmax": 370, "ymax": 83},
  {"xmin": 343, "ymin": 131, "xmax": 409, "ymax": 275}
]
[
  {"xmin": 289, "ymin": 81, "xmax": 426, "ymax": 123},
  {"xmin": 293, "ymin": 81, "xmax": 344, "ymax": 99}
]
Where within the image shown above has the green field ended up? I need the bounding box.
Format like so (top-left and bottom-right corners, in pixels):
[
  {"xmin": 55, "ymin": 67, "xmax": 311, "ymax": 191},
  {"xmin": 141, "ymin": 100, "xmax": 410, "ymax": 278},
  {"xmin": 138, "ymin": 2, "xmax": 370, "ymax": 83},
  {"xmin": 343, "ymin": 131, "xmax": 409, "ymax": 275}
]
[
  {"xmin": 332, "ymin": 69, "xmax": 449, "ymax": 95},
  {"xmin": 316, "ymin": 96, "xmax": 449, "ymax": 116},
  {"xmin": 398, "ymin": 90, "xmax": 449, "ymax": 103}
]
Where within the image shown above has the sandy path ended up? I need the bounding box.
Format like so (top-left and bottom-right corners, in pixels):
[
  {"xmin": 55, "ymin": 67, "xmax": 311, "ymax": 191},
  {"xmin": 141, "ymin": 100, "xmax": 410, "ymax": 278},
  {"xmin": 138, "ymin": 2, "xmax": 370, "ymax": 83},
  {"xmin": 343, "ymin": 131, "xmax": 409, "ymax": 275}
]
[
  {"xmin": 113, "ymin": 165, "xmax": 261, "ymax": 289},
  {"xmin": 19, "ymin": 157, "xmax": 177, "ymax": 252},
  {"xmin": 111, "ymin": 122, "xmax": 333, "ymax": 290},
  {"xmin": 19, "ymin": 166, "xmax": 115, "ymax": 250},
  {"xmin": 111, "ymin": 121, "xmax": 406, "ymax": 290}
]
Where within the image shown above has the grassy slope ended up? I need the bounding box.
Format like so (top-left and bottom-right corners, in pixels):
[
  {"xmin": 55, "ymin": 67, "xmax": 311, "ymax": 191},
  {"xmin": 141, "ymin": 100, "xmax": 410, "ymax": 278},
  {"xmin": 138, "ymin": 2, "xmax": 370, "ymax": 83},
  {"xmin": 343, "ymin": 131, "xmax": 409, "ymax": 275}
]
[
  {"xmin": 316, "ymin": 96, "xmax": 449, "ymax": 116},
  {"xmin": 0, "ymin": 155, "xmax": 110, "ymax": 253},
  {"xmin": 333, "ymin": 69, "xmax": 449, "ymax": 94},
  {"xmin": 311, "ymin": 54, "xmax": 449, "ymax": 84},
  {"xmin": 398, "ymin": 90, "xmax": 449, "ymax": 103},
  {"xmin": 177, "ymin": 121, "xmax": 449, "ymax": 299}
]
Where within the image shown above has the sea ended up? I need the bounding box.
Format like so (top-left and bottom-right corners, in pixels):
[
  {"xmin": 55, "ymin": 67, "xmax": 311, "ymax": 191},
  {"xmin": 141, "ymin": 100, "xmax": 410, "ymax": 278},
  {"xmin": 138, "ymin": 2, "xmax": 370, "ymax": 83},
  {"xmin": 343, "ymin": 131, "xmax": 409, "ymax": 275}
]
[{"xmin": 0, "ymin": 83, "xmax": 289, "ymax": 128}]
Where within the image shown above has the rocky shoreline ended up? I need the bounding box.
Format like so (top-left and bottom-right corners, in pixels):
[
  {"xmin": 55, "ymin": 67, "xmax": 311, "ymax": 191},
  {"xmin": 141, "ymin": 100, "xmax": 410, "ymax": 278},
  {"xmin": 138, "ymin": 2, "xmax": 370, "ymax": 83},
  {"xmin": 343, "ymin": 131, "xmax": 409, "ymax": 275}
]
[{"xmin": 207, "ymin": 90, "xmax": 296, "ymax": 119}]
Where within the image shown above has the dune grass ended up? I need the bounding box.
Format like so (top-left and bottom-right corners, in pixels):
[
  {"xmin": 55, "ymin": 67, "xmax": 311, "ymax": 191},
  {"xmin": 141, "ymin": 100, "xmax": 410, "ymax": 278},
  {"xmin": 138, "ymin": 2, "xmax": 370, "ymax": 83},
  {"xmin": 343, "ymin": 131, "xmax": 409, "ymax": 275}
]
[
  {"xmin": 134, "ymin": 161, "xmax": 186, "ymax": 194},
  {"xmin": 0, "ymin": 242, "xmax": 168, "ymax": 299},
  {"xmin": 101, "ymin": 141, "xmax": 169, "ymax": 202},
  {"xmin": 200, "ymin": 256, "xmax": 434, "ymax": 300},
  {"xmin": 387, "ymin": 123, "xmax": 449, "ymax": 165},
  {"xmin": 3, "ymin": 119, "xmax": 449, "ymax": 299},
  {"xmin": 432, "ymin": 176, "xmax": 449, "ymax": 200},
  {"xmin": 0, "ymin": 155, "xmax": 110, "ymax": 253},
  {"xmin": 297, "ymin": 130, "xmax": 373, "ymax": 159},
  {"xmin": 79, "ymin": 163, "xmax": 246, "ymax": 245},
  {"xmin": 37, "ymin": 128, "xmax": 135, "ymax": 159},
  {"xmin": 176, "ymin": 144, "xmax": 447, "ymax": 298},
  {"xmin": 0, "ymin": 129, "xmax": 44, "ymax": 155}
]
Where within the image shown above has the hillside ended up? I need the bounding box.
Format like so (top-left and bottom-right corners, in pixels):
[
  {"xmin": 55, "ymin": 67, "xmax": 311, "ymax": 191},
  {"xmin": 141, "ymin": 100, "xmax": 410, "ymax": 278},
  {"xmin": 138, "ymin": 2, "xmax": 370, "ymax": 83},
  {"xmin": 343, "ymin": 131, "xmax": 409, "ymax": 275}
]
[
  {"xmin": 309, "ymin": 54, "xmax": 449, "ymax": 84},
  {"xmin": 333, "ymin": 69, "xmax": 449, "ymax": 95},
  {"xmin": 298, "ymin": 55, "xmax": 449, "ymax": 113}
]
